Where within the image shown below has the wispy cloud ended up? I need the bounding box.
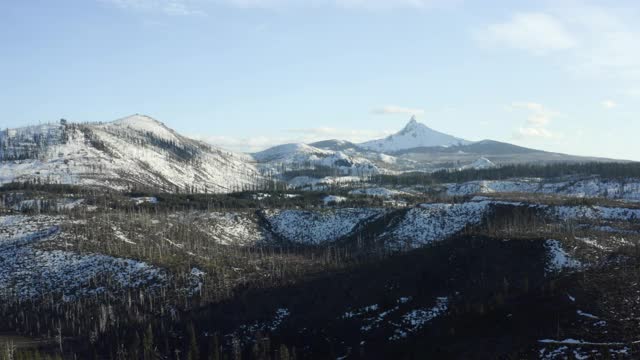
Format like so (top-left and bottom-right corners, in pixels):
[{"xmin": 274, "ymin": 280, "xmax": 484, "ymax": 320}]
[
  {"xmin": 476, "ymin": 4, "xmax": 640, "ymax": 95},
  {"xmin": 372, "ymin": 105, "xmax": 425, "ymax": 116},
  {"xmin": 602, "ymin": 99, "xmax": 617, "ymax": 109},
  {"xmin": 475, "ymin": 12, "xmax": 577, "ymax": 55},
  {"xmin": 510, "ymin": 102, "xmax": 560, "ymax": 139}
]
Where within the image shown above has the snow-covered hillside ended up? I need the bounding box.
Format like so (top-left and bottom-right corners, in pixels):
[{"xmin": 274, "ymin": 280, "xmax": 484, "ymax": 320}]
[
  {"xmin": 462, "ymin": 157, "xmax": 496, "ymax": 170},
  {"xmin": 0, "ymin": 215, "xmax": 165, "ymax": 302},
  {"xmin": 384, "ymin": 202, "xmax": 491, "ymax": 249},
  {"xmin": 359, "ymin": 117, "xmax": 471, "ymax": 153},
  {"xmin": 252, "ymin": 143, "xmax": 332, "ymax": 163},
  {"xmin": 264, "ymin": 208, "xmax": 386, "ymax": 244},
  {"xmin": 252, "ymin": 143, "xmax": 382, "ymax": 176},
  {"xmin": 0, "ymin": 115, "xmax": 262, "ymax": 192},
  {"xmin": 169, "ymin": 211, "xmax": 269, "ymax": 246},
  {"xmin": 445, "ymin": 177, "xmax": 640, "ymax": 202}
]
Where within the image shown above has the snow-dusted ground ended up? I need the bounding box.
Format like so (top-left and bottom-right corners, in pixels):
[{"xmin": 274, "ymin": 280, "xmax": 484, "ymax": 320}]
[
  {"xmin": 389, "ymin": 297, "xmax": 449, "ymax": 341},
  {"xmin": 131, "ymin": 196, "xmax": 158, "ymax": 205},
  {"xmin": 287, "ymin": 175, "xmax": 365, "ymax": 190},
  {"xmin": 225, "ymin": 308, "xmax": 291, "ymax": 346},
  {"xmin": 9, "ymin": 198, "xmax": 86, "ymax": 212},
  {"xmin": 445, "ymin": 178, "xmax": 640, "ymax": 202},
  {"xmin": 544, "ymin": 239, "xmax": 582, "ymax": 274},
  {"xmin": 349, "ymin": 187, "xmax": 407, "ymax": 198},
  {"xmin": 264, "ymin": 208, "xmax": 385, "ymax": 244},
  {"xmin": 323, "ymin": 195, "xmax": 347, "ymax": 205},
  {"xmin": 0, "ymin": 215, "xmax": 165, "ymax": 302},
  {"xmin": 538, "ymin": 340, "xmax": 631, "ymax": 359},
  {"xmin": 154, "ymin": 211, "xmax": 269, "ymax": 246},
  {"xmin": 460, "ymin": 157, "xmax": 496, "ymax": 170},
  {"xmin": 552, "ymin": 205, "xmax": 640, "ymax": 222},
  {"xmin": 384, "ymin": 202, "xmax": 492, "ymax": 249},
  {"xmin": 198, "ymin": 212, "xmax": 268, "ymax": 245},
  {"xmin": 341, "ymin": 295, "xmax": 449, "ymax": 341}
]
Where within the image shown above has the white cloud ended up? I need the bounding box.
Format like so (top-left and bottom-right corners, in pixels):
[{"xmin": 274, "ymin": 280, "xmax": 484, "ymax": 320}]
[
  {"xmin": 476, "ymin": 12, "xmax": 577, "ymax": 55},
  {"xmin": 510, "ymin": 102, "xmax": 560, "ymax": 139},
  {"xmin": 564, "ymin": 6, "xmax": 640, "ymax": 81},
  {"xmin": 517, "ymin": 127, "xmax": 553, "ymax": 138},
  {"xmin": 477, "ymin": 5, "xmax": 640, "ymax": 94},
  {"xmin": 372, "ymin": 105, "xmax": 425, "ymax": 116},
  {"xmin": 602, "ymin": 99, "xmax": 617, "ymax": 109}
]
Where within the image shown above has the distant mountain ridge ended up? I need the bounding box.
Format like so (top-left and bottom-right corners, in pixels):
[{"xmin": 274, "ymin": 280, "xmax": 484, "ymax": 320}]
[
  {"xmin": 1, "ymin": 115, "xmax": 625, "ymax": 192},
  {"xmin": 0, "ymin": 114, "xmax": 263, "ymax": 192},
  {"xmin": 255, "ymin": 116, "xmax": 623, "ymax": 174}
]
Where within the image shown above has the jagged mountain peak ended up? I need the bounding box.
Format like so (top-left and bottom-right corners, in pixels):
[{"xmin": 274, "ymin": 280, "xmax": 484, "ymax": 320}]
[
  {"xmin": 359, "ymin": 116, "xmax": 471, "ymax": 153},
  {"xmin": 398, "ymin": 116, "xmax": 433, "ymax": 135},
  {"xmin": 405, "ymin": 115, "xmax": 419, "ymax": 127}
]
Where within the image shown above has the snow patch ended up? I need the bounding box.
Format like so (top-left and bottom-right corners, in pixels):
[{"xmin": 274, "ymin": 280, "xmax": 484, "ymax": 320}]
[{"xmin": 545, "ymin": 239, "xmax": 582, "ymax": 274}]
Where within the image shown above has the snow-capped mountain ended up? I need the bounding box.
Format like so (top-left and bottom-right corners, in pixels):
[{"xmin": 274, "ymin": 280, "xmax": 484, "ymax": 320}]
[
  {"xmin": 359, "ymin": 116, "xmax": 471, "ymax": 153},
  {"xmin": 0, "ymin": 115, "xmax": 262, "ymax": 192},
  {"xmin": 251, "ymin": 143, "xmax": 382, "ymax": 176}
]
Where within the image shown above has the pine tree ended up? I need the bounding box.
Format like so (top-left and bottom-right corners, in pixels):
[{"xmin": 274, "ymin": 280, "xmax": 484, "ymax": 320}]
[
  {"xmin": 143, "ymin": 324, "xmax": 154, "ymax": 360},
  {"xmin": 278, "ymin": 344, "xmax": 290, "ymax": 360},
  {"xmin": 187, "ymin": 323, "xmax": 199, "ymax": 360},
  {"xmin": 209, "ymin": 333, "xmax": 220, "ymax": 360}
]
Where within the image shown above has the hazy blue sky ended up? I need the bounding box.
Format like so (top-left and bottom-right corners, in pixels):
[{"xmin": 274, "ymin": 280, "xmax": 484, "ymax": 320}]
[{"xmin": 1, "ymin": 0, "xmax": 639, "ymax": 160}]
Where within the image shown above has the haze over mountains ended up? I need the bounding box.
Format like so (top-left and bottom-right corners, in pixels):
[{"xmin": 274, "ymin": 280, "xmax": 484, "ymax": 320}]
[{"xmin": 0, "ymin": 114, "xmax": 622, "ymax": 192}]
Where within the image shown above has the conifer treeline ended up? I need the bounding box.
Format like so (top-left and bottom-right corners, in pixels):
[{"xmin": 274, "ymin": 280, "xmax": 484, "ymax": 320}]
[{"xmin": 372, "ymin": 162, "xmax": 640, "ymax": 186}]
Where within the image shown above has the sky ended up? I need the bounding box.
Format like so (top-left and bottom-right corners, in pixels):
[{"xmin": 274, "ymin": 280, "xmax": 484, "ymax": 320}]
[{"xmin": 1, "ymin": 0, "xmax": 639, "ymax": 160}]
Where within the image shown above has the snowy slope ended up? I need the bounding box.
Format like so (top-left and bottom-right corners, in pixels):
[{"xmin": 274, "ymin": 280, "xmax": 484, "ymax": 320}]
[
  {"xmin": 461, "ymin": 157, "xmax": 496, "ymax": 170},
  {"xmin": 167, "ymin": 211, "xmax": 269, "ymax": 246},
  {"xmin": 252, "ymin": 143, "xmax": 381, "ymax": 176},
  {"xmin": 384, "ymin": 202, "xmax": 491, "ymax": 249},
  {"xmin": 445, "ymin": 178, "xmax": 640, "ymax": 202},
  {"xmin": 0, "ymin": 215, "xmax": 165, "ymax": 302},
  {"xmin": 359, "ymin": 117, "xmax": 471, "ymax": 153},
  {"xmin": 0, "ymin": 115, "xmax": 263, "ymax": 192},
  {"xmin": 252, "ymin": 143, "xmax": 332, "ymax": 163},
  {"xmin": 264, "ymin": 208, "xmax": 386, "ymax": 244}
]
